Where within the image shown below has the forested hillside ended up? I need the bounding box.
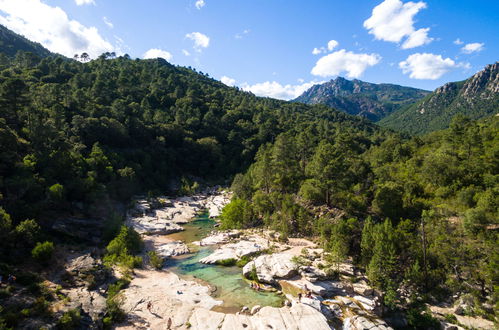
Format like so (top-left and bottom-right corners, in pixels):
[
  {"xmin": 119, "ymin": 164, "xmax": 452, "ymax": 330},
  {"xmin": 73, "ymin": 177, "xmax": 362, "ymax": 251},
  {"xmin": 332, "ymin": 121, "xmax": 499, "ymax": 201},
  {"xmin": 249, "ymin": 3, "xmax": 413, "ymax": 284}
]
[
  {"xmin": 380, "ymin": 62, "xmax": 499, "ymax": 135},
  {"xmin": 294, "ymin": 77, "xmax": 430, "ymax": 121},
  {"xmin": 0, "ymin": 24, "xmax": 53, "ymax": 59},
  {"xmin": 224, "ymin": 114, "xmax": 498, "ymax": 317},
  {"xmin": 0, "ymin": 50, "xmax": 379, "ymax": 226}
]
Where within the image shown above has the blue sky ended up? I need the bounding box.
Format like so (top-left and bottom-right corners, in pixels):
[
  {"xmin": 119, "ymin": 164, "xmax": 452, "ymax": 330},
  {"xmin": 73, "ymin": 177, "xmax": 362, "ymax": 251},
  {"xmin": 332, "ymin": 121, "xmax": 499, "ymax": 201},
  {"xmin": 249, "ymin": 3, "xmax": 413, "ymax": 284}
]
[{"xmin": 0, "ymin": 0, "xmax": 497, "ymax": 99}]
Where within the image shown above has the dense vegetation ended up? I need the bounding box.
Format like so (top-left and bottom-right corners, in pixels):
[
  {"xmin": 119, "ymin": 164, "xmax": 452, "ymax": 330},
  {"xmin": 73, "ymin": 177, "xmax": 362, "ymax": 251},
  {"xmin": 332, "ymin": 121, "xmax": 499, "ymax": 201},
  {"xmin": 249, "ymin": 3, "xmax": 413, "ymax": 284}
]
[
  {"xmin": 380, "ymin": 62, "xmax": 499, "ymax": 135},
  {"xmin": 0, "ymin": 24, "xmax": 496, "ymax": 326},
  {"xmin": 0, "ymin": 25, "xmax": 53, "ymax": 59},
  {"xmin": 225, "ymin": 114, "xmax": 498, "ymax": 318},
  {"xmin": 294, "ymin": 77, "xmax": 430, "ymax": 121}
]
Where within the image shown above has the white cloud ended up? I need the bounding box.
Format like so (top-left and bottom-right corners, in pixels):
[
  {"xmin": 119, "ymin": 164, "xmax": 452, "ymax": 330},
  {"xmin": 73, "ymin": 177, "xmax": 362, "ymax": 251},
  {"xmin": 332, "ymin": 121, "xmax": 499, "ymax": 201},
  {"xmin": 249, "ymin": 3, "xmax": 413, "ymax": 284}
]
[
  {"xmin": 75, "ymin": 0, "xmax": 95, "ymax": 5},
  {"xmin": 220, "ymin": 76, "xmax": 236, "ymax": 86},
  {"xmin": 241, "ymin": 80, "xmax": 323, "ymax": 100},
  {"xmin": 453, "ymin": 38, "xmax": 464, "ymax": 45},
  {"xmin": 312, "ymin": 47, "xmax": 323, "ymax": 55},
  {"xmin": 401, "ymin": 27, "xmax": 431, "ymax": 49},
  {"xmin": 143, "ymin": 48, "xmax": 172, "ymax": 61},
  {"xmin": 0, "ymin": 0, "xmax": 113, "ymax": 58},
  {"xmin": 103, "ymin": 16, "xmax": 113, "ymax": 29},
  {"xmin": 182, "ymin": 49, "xmax": 191, "ymax": 56},
  {"xmin": 235, "ymin": 29, "xmax": 250, "ymax": 39},
  {"xmin": 312, "ymin": 40, "xmax": 339, "ymax": 55},
  {"xmin": 311, "ymin": 49, "xmax": 381, "ymax": 78},
  {"xmin": 195, "ymin": 0, "xmax": 205, "ymax": 10},
  {"xmin": 461, "ymin": 42, "xmax": 484, "ymax": 54},
  {"xmin": 327, "ymin": 40, "xmax": 339, "ymax": 51},
  {"xmin": 186, "ymin": 32, "xmax": 210, "ymax": 51},
  {"xmin": 399, "ymin": 53, "xmax": 468, "ymax": 79},
  {"xmin": 364, "ymin": 0, "xmax": 433, "ymax": 49}
]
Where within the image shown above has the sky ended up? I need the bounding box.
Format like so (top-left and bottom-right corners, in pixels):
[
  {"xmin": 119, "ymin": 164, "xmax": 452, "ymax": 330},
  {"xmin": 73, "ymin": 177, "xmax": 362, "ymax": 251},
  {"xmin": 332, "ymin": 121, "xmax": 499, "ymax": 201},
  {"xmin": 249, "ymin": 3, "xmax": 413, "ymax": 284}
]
[{"xmin": 0, "ymin": 0, "xmax": 497, "ymax": 100}]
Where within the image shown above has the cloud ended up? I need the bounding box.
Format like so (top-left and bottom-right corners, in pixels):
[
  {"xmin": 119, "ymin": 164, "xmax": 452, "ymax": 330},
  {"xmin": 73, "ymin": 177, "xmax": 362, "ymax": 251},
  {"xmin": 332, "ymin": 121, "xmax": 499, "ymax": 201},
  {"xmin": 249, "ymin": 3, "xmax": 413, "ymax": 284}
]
[
  {"xmin": 461, "ymin": 42, "xmax": 484, "ymax": 54},
  {"xmin": 399, "ymin": 53, "xmax": 468, "ymax": 79},
  {"xmin": 364, "ymin": 0, "xmax": 433, "ymax": 49},
  {"xmin": 235, "ymin": 29, "xmax": 250, "ymax": 39},
  {"xmin": 103, "ymin": 16, "xmax": 113, "ymax": 29},
  {"xmin": 311, "ymin": 49, "xmax": 381, "ymax": 78},
  {"xmin": 182, "ymin": 49, "xmax": 190, "ymax": 56},
  {"xmin": 241, "ymin": 80, "xmax": 323, "ymax": 100},
  {"xmin": 453, "ymin": 38, "xmax": 464, "ymax": 45},
  {"xmin": 186, "ymin": 32, "xmax": 210, "ymax": 51},
  {"xmin": 195, "ymin": 0, "xmax": 205, "ymax": 10},
  {"xmin": 75, "ymin": 0, "xmax": 95, "ymax": 5},
  {"xmin": 0, "ymin": 0, "xmax": 114, "ymax": 58},
  {"xmin": 143, "ymin": 48, "xmax": 173, "ymax": 61},
  {"xmin": 220, "ymin": 76, "xmax": 236, "ymax": 86},
  {"xmin": 327, "ymin": 40, "xmax": 339, "ymax": 51},
  {"xmin": 312, "ymin": 47, "xmax": 323, "ymax": 55},
  {"xmin": 312, "ymin": 40, "xmax": 339, "ymax": 55}
]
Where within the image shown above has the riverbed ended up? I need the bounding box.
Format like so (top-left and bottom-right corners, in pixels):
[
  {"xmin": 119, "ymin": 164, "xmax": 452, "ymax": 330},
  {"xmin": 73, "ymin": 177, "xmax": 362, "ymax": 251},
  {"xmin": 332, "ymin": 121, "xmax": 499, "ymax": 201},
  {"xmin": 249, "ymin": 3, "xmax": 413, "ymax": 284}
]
[{"xmin": 164, "ymin": 213, "xmax": 284, "ymax": 313}]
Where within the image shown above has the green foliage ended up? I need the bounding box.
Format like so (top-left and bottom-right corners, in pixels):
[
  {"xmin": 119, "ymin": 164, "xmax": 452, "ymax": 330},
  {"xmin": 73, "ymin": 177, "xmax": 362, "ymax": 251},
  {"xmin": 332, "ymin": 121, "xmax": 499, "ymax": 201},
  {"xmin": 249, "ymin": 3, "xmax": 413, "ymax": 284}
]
[
  {"xmin": 216, "ymin": 258, "xmax": 237, "ymax": 266},
  {"xmin": 236, "ymin": 255, "xmax": 251, "ymax": 267},
  {"xmin": 104, "ymin": 226, "xmax": 143, "ymax": 269},
  {"xmin": 48, "ymin": 183, "xmax": 64, "ymax": 201},
  {"xmin": 246, "ymin": 264, "xmax": 258, "ymax": 282},
  {"xmin": 31, "ymin": 241, "xmax": 54, "ymax": 264},
  {"xmin": 56, "ymin": 308, "xmax": 81, "ymax": 330},
  {"xmin": 219, "ymin": 198, "xmax": 254, "ymax": 229},
  {"xmin": 104, "ymin": 279, "xmax": 129, "ymax": 328},
  {"xmin": 147, "ymin": 251, "xmax": 164, "ymax": 270},
  {"xmin": 15, "ymin": 219, "xmax": 40, "ymax": 247}
]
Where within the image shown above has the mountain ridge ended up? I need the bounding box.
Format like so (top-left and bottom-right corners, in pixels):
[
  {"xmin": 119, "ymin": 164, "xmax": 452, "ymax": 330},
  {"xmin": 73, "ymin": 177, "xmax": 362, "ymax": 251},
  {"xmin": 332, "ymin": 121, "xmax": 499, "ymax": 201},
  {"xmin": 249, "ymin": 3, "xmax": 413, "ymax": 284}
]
[
  {"xmin": 379, "ymin": 62, "xmax": 499, "ymax": 135},
  {"xmin": 294, "ymin": 77, "xmax": 430, "ymax": 121}
]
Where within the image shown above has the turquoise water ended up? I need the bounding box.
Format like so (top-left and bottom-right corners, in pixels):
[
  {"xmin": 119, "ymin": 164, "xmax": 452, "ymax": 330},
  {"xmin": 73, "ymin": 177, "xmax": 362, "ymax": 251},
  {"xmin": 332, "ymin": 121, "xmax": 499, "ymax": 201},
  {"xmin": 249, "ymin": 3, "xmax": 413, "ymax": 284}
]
[{"xmin": 165, "ymin": 213, "xmax": 284, "ymax": 312}]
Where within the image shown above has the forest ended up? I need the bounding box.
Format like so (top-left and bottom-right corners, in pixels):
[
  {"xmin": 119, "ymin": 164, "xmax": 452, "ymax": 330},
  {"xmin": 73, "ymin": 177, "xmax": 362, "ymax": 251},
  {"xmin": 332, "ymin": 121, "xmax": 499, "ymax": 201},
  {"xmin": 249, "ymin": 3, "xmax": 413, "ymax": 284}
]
[{"xmin": 0, "ymin": 50, "xmax": 497, "ymax": 328}]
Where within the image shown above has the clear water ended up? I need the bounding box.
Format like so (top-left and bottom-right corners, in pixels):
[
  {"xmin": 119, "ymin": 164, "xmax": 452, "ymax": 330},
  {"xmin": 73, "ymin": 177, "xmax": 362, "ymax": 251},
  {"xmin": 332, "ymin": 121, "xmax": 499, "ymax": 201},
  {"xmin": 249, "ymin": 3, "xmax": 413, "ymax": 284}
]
[{"xmin": 164, "ymin": 213, "xmax": 284, "ymax": 312}]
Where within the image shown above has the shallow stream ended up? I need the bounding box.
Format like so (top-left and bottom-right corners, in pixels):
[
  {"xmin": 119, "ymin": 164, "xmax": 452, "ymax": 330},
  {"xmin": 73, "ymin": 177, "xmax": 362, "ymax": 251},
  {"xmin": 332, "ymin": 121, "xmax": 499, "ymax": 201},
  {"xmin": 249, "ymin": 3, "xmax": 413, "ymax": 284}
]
[{"xmin": 164, "ymin": 213, "xmax": 284, "ymax": 313}]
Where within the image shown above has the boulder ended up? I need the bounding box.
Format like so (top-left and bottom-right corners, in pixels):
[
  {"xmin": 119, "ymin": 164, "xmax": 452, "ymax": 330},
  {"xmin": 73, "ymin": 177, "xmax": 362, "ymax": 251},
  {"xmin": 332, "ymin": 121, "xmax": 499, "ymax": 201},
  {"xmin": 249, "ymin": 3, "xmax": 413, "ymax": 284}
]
[
  {"xmin": 353, "ymin": 280, "xmax": 374, "ymax": 296},
  {"xmin": 250, "ymin": 305, "xmax": 261, "ymax": 315},
  {"xmin": 243, "ymin": 253, "xmax": 298, "ymax": 284},
  {"xmin": 156, "ymin": 241, "xmax": 190, "ymax": 257},
  {"xmin": 200, "ymin": 240, "xmax": 265, "ymax": 264},
  {"xmin": 198, "ymin": 231, "xmax": 239, "ymax": 246},
  {"xmin": 127, "ymin": 215, "xmax": 184, "ymax": 235},
  {"xmin": 299, "ymin": 266, "xmax": 327, "ymax": 282},
  {"xmin": 52, "ymin": 218, "xmax": 104, "ymax": 243},
  {"xmin": 344, "ymin": 315, "xmax": 393, "ymax": 330},
  {"xmin": 65, "ymin": 287, "xmax": 107, "ymax": 323}
]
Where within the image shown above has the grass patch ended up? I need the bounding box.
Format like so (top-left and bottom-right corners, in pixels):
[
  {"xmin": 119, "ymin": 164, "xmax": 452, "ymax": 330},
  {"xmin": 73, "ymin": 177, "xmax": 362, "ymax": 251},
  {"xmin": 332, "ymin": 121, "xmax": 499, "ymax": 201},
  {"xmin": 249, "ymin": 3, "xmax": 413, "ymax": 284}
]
[{"xmin": 216, "ymin": 258, "xmax": 236, "ymax": 266}]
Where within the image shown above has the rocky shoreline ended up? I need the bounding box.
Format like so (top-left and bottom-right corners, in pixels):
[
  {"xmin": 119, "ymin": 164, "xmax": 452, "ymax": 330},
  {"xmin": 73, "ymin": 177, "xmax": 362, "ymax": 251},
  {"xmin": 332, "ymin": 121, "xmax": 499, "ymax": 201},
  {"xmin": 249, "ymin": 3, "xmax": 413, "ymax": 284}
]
[{"xmin": 118, "ymin": 191, "xmax": 393, "ymax": 329}]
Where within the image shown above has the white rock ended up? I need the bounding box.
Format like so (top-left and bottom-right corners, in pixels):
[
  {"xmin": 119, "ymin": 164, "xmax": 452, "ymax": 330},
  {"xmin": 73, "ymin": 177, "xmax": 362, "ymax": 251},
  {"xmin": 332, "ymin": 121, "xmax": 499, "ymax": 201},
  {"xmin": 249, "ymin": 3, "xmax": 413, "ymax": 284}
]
[
  {"xmin": 200, "ymin": 240, "xmax": 266, "ymax": 264},
  {"xmin": 156, "ymin": 241, "xmax": 190, "ymax": 257},
  {"xmin": 251, "ymin": 305, "xmax": 261, "ymax": 315},
  {"xmin": 243, "ymin": 253, "xmax": 298, "ymax": 284}
]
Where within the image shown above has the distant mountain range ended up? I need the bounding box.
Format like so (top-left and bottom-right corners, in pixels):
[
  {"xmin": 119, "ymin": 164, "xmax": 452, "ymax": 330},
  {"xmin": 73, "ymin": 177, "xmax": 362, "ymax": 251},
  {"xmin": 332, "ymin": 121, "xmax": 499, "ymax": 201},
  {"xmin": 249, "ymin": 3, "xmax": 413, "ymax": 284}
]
[
  {"xmin": 0, "ymin": 24, "xmax": 53, "ymax": 58},
  {"xmin": 294, "ymin": 77, "xmax": 430, "ymax": 121},
  {"xmin": 379, "ymin": 62, "xmax": 499, "ymax": 135}
]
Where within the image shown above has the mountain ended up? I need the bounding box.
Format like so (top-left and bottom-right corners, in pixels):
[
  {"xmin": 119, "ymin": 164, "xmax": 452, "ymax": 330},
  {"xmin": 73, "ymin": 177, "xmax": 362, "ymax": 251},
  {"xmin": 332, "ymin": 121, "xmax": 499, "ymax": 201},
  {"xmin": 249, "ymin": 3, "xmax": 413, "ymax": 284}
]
[
  {"xmin": 294, "ymin": 77, "xmax": 430, "ymax": 121},
  {"xmin": 379, "ymin": 62, "xmax": 499, "ymax": 135},
  {"xmin": 0, "ymin": 24, "xmax": 53, "ymax": 58}
]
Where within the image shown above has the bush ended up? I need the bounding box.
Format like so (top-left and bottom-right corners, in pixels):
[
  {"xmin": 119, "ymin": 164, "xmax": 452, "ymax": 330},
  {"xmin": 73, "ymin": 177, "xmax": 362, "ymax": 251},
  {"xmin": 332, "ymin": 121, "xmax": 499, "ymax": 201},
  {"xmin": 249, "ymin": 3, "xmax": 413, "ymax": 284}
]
[
  {"xmin": 57, "ymin": 308, "xmax": 81, "ymax": 329},
  {"xmin": 31, "ymin": 241, "xmax": 54, "ymax": 264},
  {"xmin": 147, "ymin": 251, "xmax": 163, "ymax": 270},
  {"xmin": 247, "ymin": 264, "xmax": 258, "ymax": 281},
  {"xmin": 104, "ymin": 226, "xmax": 143, "ymax": 269},
  {"xmin": 216, "ymin": 258, "xmax": 236, "ymax": 266},
  {"xmin": 236, "ymin": 255, "xmax": 251, "ymax": 267}
]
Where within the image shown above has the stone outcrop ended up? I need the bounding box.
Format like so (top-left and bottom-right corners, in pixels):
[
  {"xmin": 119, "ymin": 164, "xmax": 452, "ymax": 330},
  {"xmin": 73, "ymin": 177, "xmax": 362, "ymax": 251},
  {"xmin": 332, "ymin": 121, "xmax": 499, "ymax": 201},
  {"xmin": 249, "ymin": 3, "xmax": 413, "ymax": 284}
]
[
  {"xmin": 156, "ymin": 241, "xmax": 190, "ymax": 257},
  {"xmin": 243, "ymin": 253, "xmax": 298, "ymax": 284},
  {"xmin": 200, "ymin": 240, "xmax": 267, "ymax": 264}
]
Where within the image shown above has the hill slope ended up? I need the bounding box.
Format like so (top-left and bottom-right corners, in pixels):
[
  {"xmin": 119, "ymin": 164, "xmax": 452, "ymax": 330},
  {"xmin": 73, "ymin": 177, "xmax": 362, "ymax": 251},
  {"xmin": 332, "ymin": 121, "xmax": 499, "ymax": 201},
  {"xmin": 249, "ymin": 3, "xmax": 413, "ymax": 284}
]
[
  {"xmin": 379, "ymin": 62, "xmax": 499, "ymax": 135},
  {"xmin": 294, "ymin": 77, "xmax": 430, "ymax": 121},
  {"xmin": 0, "ymin": 24, "xmax": 53, "ymax": 58}
]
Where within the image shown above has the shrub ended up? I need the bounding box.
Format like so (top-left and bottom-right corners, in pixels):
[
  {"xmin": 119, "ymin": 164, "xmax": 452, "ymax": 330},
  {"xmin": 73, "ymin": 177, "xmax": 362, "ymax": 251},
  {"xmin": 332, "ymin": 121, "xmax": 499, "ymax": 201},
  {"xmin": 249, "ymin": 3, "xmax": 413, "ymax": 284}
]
[
  {"xmin": 247, "ymin": 264, "xmax": 258, "ymax": 282},
  {"xmin": 57, "ymin": 308, "xmax": 81, "ymax": 329},
  {"xmin": 216, "ymin": 258, "xmax": 236, "ymax": 266},
  {"xmin": 31, "ymin": 241, "xmax": 54, "ymax": 264},
  {"xmin": 236, "ymin": 255, "xmax": 251, "ymax": 267},
  {"xmin": 147, "ymin": 251, "xmax": 164, "ymax": 270}
]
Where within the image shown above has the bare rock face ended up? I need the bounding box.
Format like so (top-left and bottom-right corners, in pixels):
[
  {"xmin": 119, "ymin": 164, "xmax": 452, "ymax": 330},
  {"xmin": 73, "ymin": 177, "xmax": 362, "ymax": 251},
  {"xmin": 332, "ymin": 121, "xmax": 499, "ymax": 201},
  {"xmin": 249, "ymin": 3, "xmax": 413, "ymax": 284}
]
[
  {"xmin": 200, "ymin": 240, "xmax": 266, "ymax": 264},
  {"xmin": 156, "ymin": 241, "xmax": 190, "ymax": 257},
  {"xmin": 343, "ymin": 315, "xmax": 392, "ymax": 330},
  {"xmin": 198, "ymin": 231, "xmax": 240, "ymax": 246},
  {"xmin": 243, "ymin": 253, "xmax": 298, "ymax": 284}
]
